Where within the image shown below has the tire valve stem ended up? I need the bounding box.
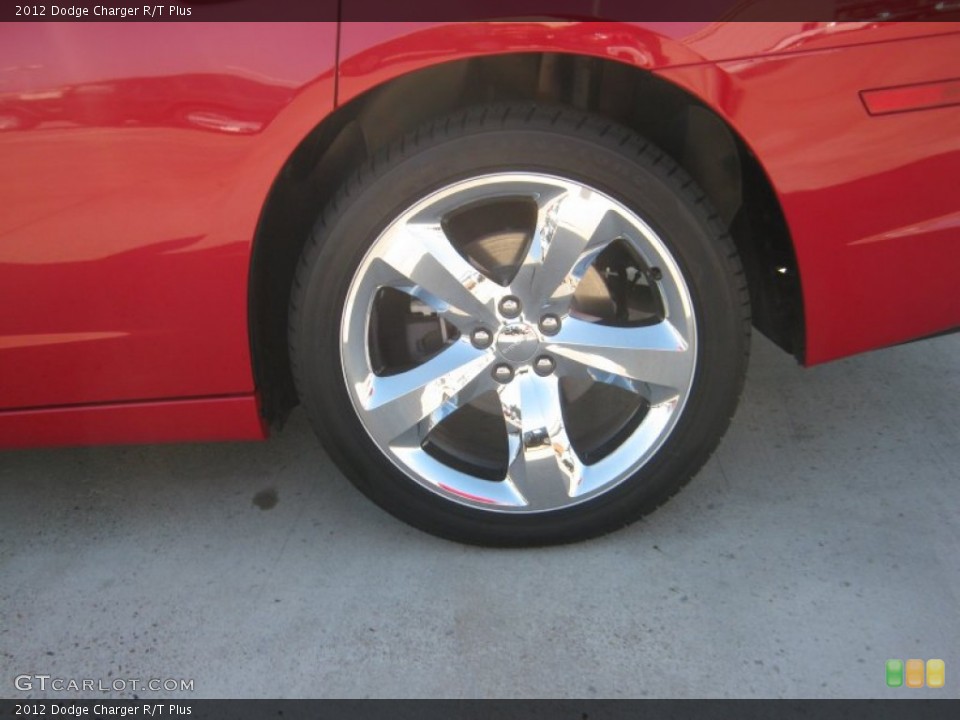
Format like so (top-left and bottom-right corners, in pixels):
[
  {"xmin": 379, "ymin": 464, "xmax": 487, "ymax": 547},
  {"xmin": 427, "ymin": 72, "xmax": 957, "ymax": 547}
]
[{"xmin": 648, "ymin": 266, "xmax": 663, "ymax": 281}]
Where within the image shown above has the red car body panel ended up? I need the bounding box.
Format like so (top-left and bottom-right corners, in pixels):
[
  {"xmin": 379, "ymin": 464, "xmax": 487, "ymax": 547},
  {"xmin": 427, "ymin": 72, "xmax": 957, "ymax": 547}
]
[
  {"xmin": 659, "ymin": 31, "xmax": 960, "ymax": 363},
  {"xmin": 0, "ymin": 395, "xmax": 266, "ymax": 449},
  {"xmin": 1, "ymin": 20, "xmax": 958, "ymax": 448},
  {"xmin": 0, "ymin": 22, "xmax": 338, "ymax": 415}
]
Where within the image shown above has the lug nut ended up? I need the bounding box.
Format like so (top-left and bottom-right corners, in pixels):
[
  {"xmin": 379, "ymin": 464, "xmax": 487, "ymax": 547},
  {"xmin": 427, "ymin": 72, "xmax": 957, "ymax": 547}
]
[
  {"xmin": 539, "ymin": 314, "xmax": 561, "ymax": 336},
  {"xmin": 492, "ymin": 364, "xmax": 515, "ymax": 384},
  {"xmin": 470, "ymin": 327, "xmax": 493, "ymax": 349},
  {"xmin": 498, "ymin": 296, "xmax": 522, "ymax": 319},
  {"xmin": 533, "ymin": 356, "xmax": 556, "ymax": 376}
]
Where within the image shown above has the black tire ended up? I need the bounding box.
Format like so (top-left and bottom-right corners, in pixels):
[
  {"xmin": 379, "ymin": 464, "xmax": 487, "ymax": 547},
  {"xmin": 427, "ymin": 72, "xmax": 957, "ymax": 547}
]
[{"xmin": 289, "ymin": 104, "xmax": 750, "ymax": 546}]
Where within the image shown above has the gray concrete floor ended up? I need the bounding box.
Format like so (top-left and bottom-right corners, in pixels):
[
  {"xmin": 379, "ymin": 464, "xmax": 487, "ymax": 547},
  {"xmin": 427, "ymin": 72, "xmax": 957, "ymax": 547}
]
[{"xmin": 1, "ymin": 334, "xmax": 958, "ymax": 699}]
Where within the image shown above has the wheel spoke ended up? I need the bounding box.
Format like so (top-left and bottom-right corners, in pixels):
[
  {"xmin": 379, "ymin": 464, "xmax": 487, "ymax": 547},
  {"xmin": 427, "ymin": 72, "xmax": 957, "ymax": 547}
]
[
  {"xmin": 499, "ymin": 373, "xmax": 585, "ymax": 509},
  {"xmin": 356, "ymin": 342, "xmax": 495, "ymax": 445},
  {"xmin": 373, "ymin": 222, "xmax": 499, "ymax": 328},
  {"xmin": 512, "ymin": 189, "xmax": 630, "ymax": 311},
  {"xmin": 547, "ymin": 317, "xmax": 693, "ymax": 397}
]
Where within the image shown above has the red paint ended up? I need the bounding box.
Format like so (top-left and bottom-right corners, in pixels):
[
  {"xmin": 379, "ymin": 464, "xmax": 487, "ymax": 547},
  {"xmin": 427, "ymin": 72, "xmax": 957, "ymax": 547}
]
[
  {"xmin": 657, "ymin": 31, "xmax": 960, "ymax": 363},
  {"xmin": 336, "ymin": 21, "xmax": 960, "ymax": 104},
  {"xmin": 0, "ymin": 395, "xmax": 266, "ymax": 450},
  {"xmin": 0, "ymin": 22, "xmax": 338, "ymax": 412},
  {"xmin": 1, "ymin": 20, "xmax": 959, "ymax": 449}
]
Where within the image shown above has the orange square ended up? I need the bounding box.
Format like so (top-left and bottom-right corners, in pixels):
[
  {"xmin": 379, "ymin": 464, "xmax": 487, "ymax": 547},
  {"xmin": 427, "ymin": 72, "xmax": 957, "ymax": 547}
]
[{"xmin": 905, "ymin": 659, "xmax": 925, "ymax": 688}]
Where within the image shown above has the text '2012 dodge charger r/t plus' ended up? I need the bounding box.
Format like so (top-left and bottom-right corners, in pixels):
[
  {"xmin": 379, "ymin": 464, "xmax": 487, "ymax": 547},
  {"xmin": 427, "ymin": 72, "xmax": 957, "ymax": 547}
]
[{"xmin": 1, "ymin": 16, "xmax": 958, "ymax": 545}]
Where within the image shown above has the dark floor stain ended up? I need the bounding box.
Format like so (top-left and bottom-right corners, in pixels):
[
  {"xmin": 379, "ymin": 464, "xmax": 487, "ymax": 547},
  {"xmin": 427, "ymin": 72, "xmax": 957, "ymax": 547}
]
[{"xmin": 253, "ymin": 488, "xmax": 278, "ymax": 510}]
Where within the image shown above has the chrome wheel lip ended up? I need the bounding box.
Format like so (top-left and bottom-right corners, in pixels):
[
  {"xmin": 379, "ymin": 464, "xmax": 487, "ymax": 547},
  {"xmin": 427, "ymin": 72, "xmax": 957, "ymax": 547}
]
[{"xmin": 340, "ymin": 172, "xmax": 698, "ymax": 514}]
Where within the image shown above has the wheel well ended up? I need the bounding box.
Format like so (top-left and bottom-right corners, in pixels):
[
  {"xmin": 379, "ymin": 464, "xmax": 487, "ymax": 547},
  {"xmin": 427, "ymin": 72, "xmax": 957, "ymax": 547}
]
[{"xmin": 250, "ymin": 52, "xmax": 804, "ymax": 427}]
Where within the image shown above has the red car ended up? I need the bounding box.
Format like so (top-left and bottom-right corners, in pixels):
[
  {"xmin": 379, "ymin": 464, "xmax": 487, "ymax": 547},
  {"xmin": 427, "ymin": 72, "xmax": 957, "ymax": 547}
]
[{"xmin": 2, "ymin": 18, "xmax": 958, "ymax": 545}]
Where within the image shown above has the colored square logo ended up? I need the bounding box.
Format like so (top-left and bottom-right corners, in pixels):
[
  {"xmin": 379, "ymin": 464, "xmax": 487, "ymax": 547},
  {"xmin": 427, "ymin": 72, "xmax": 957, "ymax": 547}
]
[
  {"xmin": 927, "ymin": 659, "xmax": 945, "ymax": 689},
  {"xmin": 906, "ymin": 659, "xmax": 925, "ymax": 688},
  {"xmin": 886, "ymin": 659, "xmax": 904, "ymax": 687}
]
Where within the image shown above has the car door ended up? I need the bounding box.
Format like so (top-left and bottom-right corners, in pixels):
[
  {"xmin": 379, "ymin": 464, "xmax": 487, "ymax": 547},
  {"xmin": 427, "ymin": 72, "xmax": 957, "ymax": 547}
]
[{"xmin": 0, "ymin": 22, "xmax": 338, "ymax": 411}]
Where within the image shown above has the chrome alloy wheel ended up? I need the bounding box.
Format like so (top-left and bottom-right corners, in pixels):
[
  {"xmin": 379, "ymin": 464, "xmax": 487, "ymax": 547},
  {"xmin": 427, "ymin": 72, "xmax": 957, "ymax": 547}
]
[{"xmin": 340, "ymin": 173, "xmax": 697, "ymax": 513}]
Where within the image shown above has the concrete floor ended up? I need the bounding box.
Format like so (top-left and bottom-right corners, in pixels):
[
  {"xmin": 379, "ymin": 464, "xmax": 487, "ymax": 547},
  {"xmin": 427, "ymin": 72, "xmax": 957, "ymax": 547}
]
[{"xmin": 1, "ymin": 333, "xmax": 958, "ymax": 699}]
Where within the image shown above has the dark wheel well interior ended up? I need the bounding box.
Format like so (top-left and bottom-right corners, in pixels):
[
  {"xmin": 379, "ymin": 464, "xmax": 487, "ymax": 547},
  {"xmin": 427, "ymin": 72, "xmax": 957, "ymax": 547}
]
[{"xmin": 249, "ymin": 52, "xmax": 804, "ymax": 427}]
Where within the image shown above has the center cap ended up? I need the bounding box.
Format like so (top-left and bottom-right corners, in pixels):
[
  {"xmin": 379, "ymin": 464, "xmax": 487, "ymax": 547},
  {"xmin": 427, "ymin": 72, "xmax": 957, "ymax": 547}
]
[{"xmin": 496, "ymin": 323, "xmax": 540, "ymax": 362}]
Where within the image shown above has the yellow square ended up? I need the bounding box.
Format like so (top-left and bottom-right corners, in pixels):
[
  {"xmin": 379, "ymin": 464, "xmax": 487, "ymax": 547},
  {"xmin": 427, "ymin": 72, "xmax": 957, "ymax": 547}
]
[
  {"xmin": 906, "ymin": 659, "xmax": 925, "ymax": 688},
  {"xmin": 926, "ymin": 659, "xmax": 945, "ymax": 689}
]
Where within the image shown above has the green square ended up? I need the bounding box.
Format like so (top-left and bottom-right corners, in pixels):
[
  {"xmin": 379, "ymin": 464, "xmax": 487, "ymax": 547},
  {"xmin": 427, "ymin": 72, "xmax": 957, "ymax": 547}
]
[{"xmin": 886, "ymin": 659, "xmax": 904, "ymax": 687}]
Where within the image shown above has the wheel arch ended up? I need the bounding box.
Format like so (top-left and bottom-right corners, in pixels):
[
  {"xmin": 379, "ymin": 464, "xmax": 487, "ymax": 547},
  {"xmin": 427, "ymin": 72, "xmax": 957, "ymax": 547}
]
[{"xmin": 249, "ymin": 50, "xmax": 805, "ymax": 427}]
